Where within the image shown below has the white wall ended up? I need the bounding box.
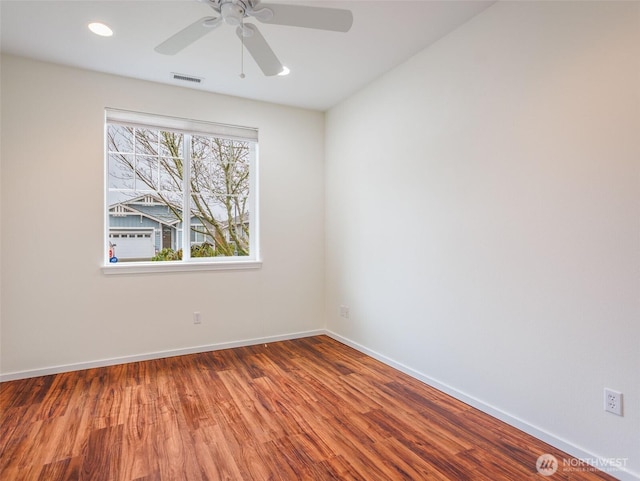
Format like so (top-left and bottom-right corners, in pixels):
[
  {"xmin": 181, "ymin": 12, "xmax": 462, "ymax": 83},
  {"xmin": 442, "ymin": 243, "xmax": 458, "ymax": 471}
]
[
  {"xmin": 325, "ymin": 1, "xmax": 639, "ymax": 478},
  {"xmin": 0, "ymin": 55, "xmax": 325, "ymax": 376}
]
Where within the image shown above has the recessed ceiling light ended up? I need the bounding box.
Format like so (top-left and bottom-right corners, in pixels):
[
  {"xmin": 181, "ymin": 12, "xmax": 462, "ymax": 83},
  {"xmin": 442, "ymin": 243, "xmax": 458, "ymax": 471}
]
[
  {"xmin": 88, "ymin": 22, "xmax": 113, "ymax": 37},
  {"xmin": 278, "ymin": 66, "xmax": 290, "ymax": 77}
]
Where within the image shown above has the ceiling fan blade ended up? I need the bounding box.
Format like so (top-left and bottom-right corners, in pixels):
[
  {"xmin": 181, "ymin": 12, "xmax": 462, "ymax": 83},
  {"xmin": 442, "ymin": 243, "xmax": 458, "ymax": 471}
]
[
  {"xmin": 252, "ymin": 4, "xmax": 353, "ymax": 32},
  {"xmin": 236, "ymin": 24, "xmax": 284, "ymax": 77},
  {"xmin": 155, "ymin": 17, "xmax": 222, "ymax": 55}
]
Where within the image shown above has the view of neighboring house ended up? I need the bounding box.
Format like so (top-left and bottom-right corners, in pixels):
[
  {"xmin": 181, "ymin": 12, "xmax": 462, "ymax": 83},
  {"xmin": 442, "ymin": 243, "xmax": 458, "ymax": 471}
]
[
  {"xmin": 109, "ymin": 194, "xmax": 247, "ymax": 261},
  {"xmin": 109, "ymin": 194, "xmax": 185, "ymax": 261}
]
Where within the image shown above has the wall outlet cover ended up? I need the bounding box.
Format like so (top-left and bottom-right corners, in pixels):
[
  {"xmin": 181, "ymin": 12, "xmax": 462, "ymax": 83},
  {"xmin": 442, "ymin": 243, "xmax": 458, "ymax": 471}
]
[{"xmin": 604, "ymin": 388, "xmax": 623, "ymax": 416}]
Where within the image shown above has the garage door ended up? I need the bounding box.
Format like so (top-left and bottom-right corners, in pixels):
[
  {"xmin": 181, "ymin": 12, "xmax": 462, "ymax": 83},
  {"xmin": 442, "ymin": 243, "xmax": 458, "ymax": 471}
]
[{"xmin": 109, "ymin": 231, "xmax": 155, "ymax": 260}]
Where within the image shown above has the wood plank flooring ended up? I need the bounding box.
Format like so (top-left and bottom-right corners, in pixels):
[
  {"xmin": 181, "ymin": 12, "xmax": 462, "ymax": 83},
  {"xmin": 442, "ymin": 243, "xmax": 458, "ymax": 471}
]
[{"xmin": 0, "ymin": 336, "xmax": 618, "ymax": 480}]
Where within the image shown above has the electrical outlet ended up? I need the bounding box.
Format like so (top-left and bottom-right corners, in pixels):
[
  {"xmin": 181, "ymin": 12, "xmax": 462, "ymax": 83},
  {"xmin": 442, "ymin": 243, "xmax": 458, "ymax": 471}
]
[
  {"xmin": 193, "ymin": 311, "xmax": 201, "ymax": 325},
  {"xmin": 339, "ymin": 305, "xmax": 350, "ymax": 319},
  {"xmin": 604, "ymin": 388, "xmax": 622, "ymax": 416}
]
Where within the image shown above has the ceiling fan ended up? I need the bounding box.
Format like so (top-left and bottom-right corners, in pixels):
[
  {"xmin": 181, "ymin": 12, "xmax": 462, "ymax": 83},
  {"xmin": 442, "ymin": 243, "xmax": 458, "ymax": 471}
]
[{"xmin": 155, "ymin": 0, "xmax": 354, "ymax": 77}]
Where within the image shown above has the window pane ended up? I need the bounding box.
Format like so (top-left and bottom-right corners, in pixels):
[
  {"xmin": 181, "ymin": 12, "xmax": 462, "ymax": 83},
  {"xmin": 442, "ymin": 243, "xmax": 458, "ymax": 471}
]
[
  {"xmin": 107, "ymin": 124, "xmax": 134, "ymax": 154},
  {"xmin": 160, "ymin": 131, "xmax": 183, "ymax": 157},
  {"xmin": 108, "ymin": 153, "xmax": 135, "ymax": 190},
  {"xmin": 136, "ymin": 156, "xmax": 159, "ymax": 191},
  {"xmin": 159, "ymin": 157, "xmax": 183, "ymax": 193},
  {"xmin": 189, "ymin": 136, "xmax": 251, "ymax": 258},
  {"xmin": 136, "ymin": 129, "xmax": 159, "ymax": 156}
]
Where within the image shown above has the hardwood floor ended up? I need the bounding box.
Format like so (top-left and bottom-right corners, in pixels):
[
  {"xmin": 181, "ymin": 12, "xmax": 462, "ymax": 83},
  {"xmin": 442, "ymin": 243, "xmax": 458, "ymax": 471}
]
[{"xmin": 0, "ymin": 336, "xmax": 617, "ymax": 481}]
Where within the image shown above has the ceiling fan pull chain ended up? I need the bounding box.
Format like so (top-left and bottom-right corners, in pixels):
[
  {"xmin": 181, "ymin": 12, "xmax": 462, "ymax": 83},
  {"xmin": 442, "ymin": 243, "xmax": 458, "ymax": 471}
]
[{"xmin": 239, "ymin": 17, "xmax": 246, "ymax": 79}]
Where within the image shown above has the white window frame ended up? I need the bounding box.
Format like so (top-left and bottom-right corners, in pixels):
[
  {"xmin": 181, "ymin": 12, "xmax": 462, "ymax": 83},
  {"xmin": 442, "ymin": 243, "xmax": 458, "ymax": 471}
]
[{"xmin": 102, "ymin": 109, "xmax": 261, "ymax": 275}]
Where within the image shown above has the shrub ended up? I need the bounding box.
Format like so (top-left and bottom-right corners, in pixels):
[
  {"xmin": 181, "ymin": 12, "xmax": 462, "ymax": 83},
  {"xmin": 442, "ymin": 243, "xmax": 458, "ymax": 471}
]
[
  {"xmin": 191, "ymin": 242, "xmax": 216, "ymax": 258},
  {"xmin": 151, "ymin": 248, "xmax": 182, "ymax": 261}
]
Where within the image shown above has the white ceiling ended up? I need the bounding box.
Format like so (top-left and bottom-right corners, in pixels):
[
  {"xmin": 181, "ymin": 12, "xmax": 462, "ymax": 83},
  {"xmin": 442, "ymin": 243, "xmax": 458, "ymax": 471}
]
[{"xmin": 0, "ymin": 0, "xmax": 493, "ymax": 111}]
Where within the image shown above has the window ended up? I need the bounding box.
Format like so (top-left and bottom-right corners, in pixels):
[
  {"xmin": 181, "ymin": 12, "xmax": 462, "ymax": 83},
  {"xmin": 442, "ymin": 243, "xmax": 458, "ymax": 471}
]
[{"xmin": 104, "ymin": 109, "xmax": 260, "ymax": 273}]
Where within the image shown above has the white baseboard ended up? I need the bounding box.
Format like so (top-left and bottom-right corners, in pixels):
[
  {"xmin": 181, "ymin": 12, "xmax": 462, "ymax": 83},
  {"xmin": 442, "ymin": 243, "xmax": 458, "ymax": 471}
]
[
  {"xmin": 325, "ymin": 330, "xmax": 639, "ymax": 481},
  {"xmin": 0, "ymin": 329, "xmax": 325, "ymax": 382}
]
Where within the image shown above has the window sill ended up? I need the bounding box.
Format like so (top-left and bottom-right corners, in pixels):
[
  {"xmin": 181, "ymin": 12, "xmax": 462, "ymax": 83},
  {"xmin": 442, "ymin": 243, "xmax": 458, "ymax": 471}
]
[{"xmin": 101, "ymin": 259, "xmax": 262, "ymax": 275}]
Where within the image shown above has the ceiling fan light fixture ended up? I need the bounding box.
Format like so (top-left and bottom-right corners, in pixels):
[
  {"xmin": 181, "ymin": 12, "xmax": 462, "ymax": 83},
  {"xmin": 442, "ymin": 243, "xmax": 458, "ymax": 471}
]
[
  {"xmin": 221, "ymin": 3, "xmax": 245, "ymax": 26},
  {"xmin": 278, "ymin": 66, "xmax": 290, "ymax": 76},
  {"xmin": 88, "ymin": 22, "xmax": 113, "ymax": 37}
]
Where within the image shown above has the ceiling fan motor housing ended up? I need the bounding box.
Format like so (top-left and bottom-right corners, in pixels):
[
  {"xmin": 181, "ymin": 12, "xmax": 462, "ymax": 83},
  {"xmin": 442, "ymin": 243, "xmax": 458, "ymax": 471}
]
[{"xmin": 221, "ymin": 2, "xmax": 246, "ymax": 26}]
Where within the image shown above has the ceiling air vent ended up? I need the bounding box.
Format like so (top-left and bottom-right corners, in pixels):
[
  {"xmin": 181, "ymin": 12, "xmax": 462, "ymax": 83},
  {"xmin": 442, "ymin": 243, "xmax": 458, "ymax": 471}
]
[{"xmin": 172, "ymin": 73, "xmax": 203, "ymax": 83}]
